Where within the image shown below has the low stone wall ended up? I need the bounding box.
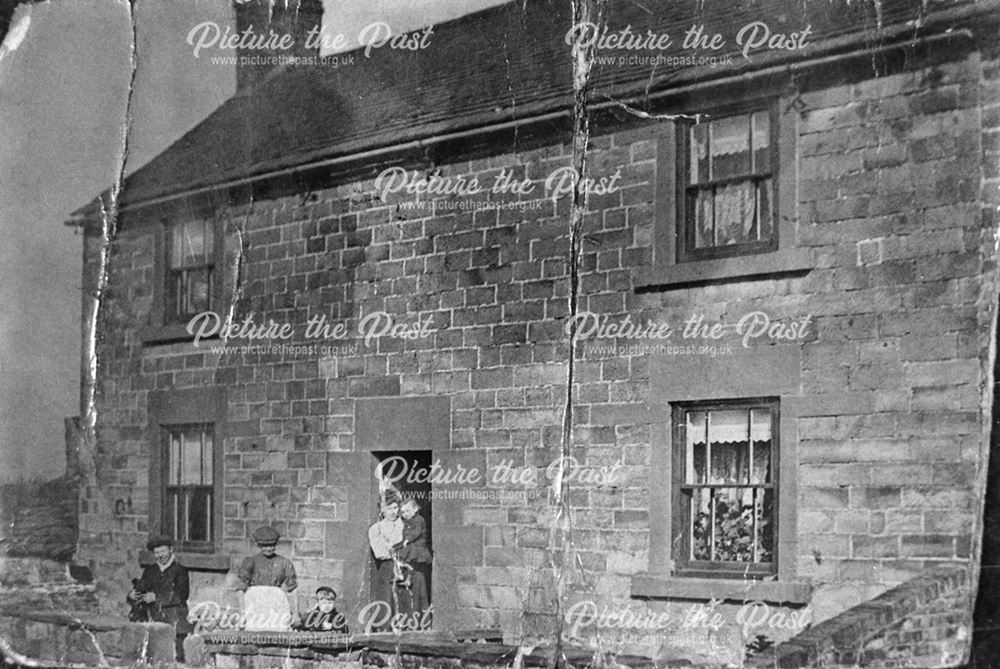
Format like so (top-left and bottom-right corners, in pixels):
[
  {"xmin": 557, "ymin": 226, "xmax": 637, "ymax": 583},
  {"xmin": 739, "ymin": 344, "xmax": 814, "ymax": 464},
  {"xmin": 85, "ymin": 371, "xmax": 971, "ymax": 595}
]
[
  {"xmin": 0, "ymin": 611, "xmax": 121, "ymax": 666},
  {"xmin": 0, "ymin": 566, "xmax": 973, "ymax": 668},
  {"xmin": 0, "ymin": 556, "xmax": 181, "ymax": 667},
  {"xmin": 748, "ymin": 565, "xmax": 971, "ymax": 668},
  {"xmin": 0, "ymin": 612, "xmax": 184, "ymax": 667},
  {"xmin": 197, "ymin": 630, "xmax": 667, "ymax": 669}
]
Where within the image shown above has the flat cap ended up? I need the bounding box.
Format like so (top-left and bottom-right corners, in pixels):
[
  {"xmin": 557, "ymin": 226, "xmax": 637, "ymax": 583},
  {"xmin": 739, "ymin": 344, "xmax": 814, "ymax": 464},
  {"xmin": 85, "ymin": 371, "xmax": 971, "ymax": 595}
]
[
  {"xmin": 252, "ymin": 525, "xmax": 280, "ymax": 545},
  {"xmin": 146, "ymin": 535, "xmax": 174, "ymax": 551}
]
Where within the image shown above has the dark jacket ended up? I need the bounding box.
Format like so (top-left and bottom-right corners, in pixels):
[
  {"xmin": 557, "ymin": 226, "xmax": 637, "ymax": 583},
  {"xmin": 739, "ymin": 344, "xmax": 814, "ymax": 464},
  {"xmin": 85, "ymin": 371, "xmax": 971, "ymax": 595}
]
[
  {"xmin": 235, "ymin": 553, "xmax": 298, "ymax": 592},
  {"xmin": 127, "ymin": 559, "xmax": 191, "ymax": 632},
  {"xmin": 398, "ymin": 515, "xmax": 432, "ymax": 564}
]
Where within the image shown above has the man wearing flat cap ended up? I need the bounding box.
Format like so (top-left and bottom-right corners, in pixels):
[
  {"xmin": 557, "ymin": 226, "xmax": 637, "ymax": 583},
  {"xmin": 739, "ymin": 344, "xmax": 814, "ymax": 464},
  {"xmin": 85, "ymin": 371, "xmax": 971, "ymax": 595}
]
[
  {"xmin": 235, "ymin": 525, "xmax": 298, "ymax": 593},
  {"xmin": 126, "ymin": 536, "xmax": 190, "ymax": 661}
]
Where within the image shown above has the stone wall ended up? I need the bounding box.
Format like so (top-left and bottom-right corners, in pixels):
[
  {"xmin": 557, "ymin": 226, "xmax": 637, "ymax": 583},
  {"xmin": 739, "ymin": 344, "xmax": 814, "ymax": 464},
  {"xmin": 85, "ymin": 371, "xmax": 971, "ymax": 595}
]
[
  {"xmin": 74, "ymin": 46, "xmax": 1000, "ymax": 664},
  {"xmin": 748, "ymin": 565, "xmax": 971, "ymax": 668},
  {"xmin": 788, "ymin": 51, "xmax": 999, "ymax": 623},
  {"xmin": 0, "ymin": 477, "xmax": 78, "ymax": 562}
]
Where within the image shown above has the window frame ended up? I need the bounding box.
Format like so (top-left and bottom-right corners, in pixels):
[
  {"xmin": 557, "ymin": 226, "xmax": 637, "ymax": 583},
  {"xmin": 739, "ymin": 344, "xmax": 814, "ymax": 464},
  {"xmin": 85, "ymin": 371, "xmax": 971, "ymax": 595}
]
[
  {"xmin": 632, "ymin": 347, "xmax": 807, "ymax": 602},
  {"xmin": 635, "ymin": 86, "xmax": 810, "ymax": 290},
  {"xmin": 147, "ymin": 213, "xmax": 226, "ymax": 344},
  {"xmin": 671, "ymin": 398, "xmax": 780, "ymax": 580},
  {"xmin": 162, "ymin": 422, "xmax": 217, "ymax": 550},
  {"xmin": 148, "ymin": 387, "xmax": 226, "ymax": 555},
  {"xmin": 676, "ymin": 104, "xmax": 779, "ymax": 263},
  {"xmin": 164, "ymin": 219, "xmax": 217, "ymax": 324}
]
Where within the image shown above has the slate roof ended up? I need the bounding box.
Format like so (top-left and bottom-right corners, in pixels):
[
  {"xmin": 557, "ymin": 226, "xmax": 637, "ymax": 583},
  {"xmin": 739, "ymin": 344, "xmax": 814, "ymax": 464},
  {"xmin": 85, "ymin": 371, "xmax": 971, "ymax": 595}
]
[{"xmin": 75, "ymin": 0, "xmax": 987, "ymax": 215}]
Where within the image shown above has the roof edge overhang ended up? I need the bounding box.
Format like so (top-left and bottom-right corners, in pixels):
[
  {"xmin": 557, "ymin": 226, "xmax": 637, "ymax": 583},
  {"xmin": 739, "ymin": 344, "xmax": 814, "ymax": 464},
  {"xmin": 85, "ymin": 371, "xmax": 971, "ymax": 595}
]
[{"xmin": 64, "ymin": 0, "xmax": 1000, "ymax": 229}]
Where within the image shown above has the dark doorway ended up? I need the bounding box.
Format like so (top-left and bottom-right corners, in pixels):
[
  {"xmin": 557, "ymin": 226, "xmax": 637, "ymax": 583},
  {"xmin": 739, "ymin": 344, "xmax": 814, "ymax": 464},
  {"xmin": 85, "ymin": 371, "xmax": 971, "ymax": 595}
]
[{"xmin": 369, "ymin": 450, "xmax": 433, "ymax": 627}]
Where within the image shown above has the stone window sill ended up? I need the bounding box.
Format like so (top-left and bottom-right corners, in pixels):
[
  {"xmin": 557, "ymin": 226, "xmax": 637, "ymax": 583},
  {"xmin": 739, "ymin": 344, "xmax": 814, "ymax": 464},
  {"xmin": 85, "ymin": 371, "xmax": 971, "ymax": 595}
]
[
  {"xmin": 630, "ymin": 573, "xmax": 812, "ymax": 605},
  {"xmin": 633, "ymin": 248, "xmax": 812, "ymax": 291},
  {"xmin": 139, "ymin": 550, "xmax": 231, "ymax": 572}
]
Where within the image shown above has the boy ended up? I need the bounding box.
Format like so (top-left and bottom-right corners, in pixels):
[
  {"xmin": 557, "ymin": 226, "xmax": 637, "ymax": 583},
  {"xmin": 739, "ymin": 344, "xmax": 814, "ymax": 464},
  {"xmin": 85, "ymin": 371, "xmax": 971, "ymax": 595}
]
[
  {"xmin": 397, "ymin": 499, "xmax": 431, "ymax": 567},
  {"xmin": 294, "ymin": 586, "xmax": 349, "ymax": 633}
]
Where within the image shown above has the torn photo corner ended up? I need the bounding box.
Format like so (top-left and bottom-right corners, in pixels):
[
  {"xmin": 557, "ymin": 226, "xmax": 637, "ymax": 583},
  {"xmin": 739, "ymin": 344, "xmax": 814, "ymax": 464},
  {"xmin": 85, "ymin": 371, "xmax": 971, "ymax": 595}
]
[{"xmin": 1, "ymin": 0, "xmax": 999, "ymax": 666}]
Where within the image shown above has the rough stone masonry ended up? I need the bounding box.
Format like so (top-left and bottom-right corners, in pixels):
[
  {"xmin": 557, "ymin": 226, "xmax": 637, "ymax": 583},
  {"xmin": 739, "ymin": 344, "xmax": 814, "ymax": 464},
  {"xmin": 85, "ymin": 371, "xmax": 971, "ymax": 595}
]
[{"xmin": 53, "ymin": 0, "xmax": 1000, "ymax": 666}]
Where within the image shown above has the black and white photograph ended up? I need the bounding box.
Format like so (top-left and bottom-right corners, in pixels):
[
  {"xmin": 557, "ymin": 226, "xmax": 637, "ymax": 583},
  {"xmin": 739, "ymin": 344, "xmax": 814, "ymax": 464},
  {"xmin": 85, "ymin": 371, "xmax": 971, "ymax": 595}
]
[{"xmin": 1, "ymin": 0, "xmax": 998, "ymax": 666}]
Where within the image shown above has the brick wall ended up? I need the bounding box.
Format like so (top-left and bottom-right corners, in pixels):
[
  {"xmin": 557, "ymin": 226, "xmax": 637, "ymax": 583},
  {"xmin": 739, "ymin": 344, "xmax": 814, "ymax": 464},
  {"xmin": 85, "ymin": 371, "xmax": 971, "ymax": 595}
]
[
  {"xmin": 748, "ymin": 566, "xmax": 971, "ymax": 668},
  {"xmin": 75, "ymin": 47, "xmax": 998, "ymax": 664}
]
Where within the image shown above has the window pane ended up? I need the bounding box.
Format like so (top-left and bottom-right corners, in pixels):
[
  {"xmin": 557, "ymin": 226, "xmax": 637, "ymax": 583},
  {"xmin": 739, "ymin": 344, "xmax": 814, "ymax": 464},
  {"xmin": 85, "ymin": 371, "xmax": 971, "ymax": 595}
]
[
  {"xmin": 710, "ymin": 116, "xmax": 750, "ymax": 180},
  {"xmin": 185, "ymin": 268, "xmax": 212, "ymax": 315},
  {"xmin": 204, "ymin": 221, "xmax": 215, "ymax": 260},
  {"xmin": 170, "ymin": 224, "xmax": 184, "ymax": 270},
  {"xmin": 168, "ymin": 490, "xmax": 179, "ymax": 540},
  {"xmin": 171, "ymin": 221, "xmax": 210, "ymax": 268},
  {"xmin": 750, "ymin": 410, "xmax": 772, "ymax": 484},
  {"xmin": 202, "ymin": 431, "xmax": 213, "ymax": 484},
  {"xmin": 189, "ymin": 488, "xmax": 211, "ymax": 542},
  {"xmin": 167, "ymin": 272, "xmax": 181, "ymax": 318},
  {"xmin": 690, "ymin": 488, "xmax": 712, "ymax": 561},
  {"xmin": 184, "ymin": 221, "xmax": 201, "ymax": 264},
  {"xmin": 168, "ymin": 434, "xmax": 181, "ymax": 485},
  {"xmin": 693, "ymin": 190, "xmax": 714, "ymax": 249},
  {"xmin": 686, "ymin": 411, "xmax": 708, "ymax": 484},
  {"xmin": 713, "ymin": 487, "xmax": 755, "ymax": 562},
  {"xmin": 690, "ymin": 487, "xmax": 766, "ymax": 563},
  {"xmin": 690, "ymin": 123, "xmax": 710, "ymax": 184},
  {"xmin": 181, "ymin": 431, "xmax": 202, "ymax": 485},
  {"xmin": 708, "ymin": 410, "xmax": 749, "ymax": 484},
  {"xmin": 170, "ymin": 223, "xmax": 195, "ymax": 269},
  {"xmin": 751, "ymin": 111, "xmax": 770, "ymax": 172},
  {"xmin": 181, "ymin": 490, "xmax": 190, "ymax": 542},
  {"xmin": 757, "ymin": 488, "xmax": 775, "ymax": 562},
  {"xmin": 714, "ymin": 181, "xmax": 755, "ymax": 246},
  {"xmin": 757, "ymin": 179, "xmax": 774, "ymax": 243}
]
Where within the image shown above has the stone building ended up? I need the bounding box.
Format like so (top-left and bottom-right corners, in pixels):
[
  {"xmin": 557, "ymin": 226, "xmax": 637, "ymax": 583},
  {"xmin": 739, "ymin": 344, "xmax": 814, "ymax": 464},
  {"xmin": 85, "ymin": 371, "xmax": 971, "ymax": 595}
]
[{"xmin": 66, "ymin": 0, "xmax": 1000, "ymax": 665}]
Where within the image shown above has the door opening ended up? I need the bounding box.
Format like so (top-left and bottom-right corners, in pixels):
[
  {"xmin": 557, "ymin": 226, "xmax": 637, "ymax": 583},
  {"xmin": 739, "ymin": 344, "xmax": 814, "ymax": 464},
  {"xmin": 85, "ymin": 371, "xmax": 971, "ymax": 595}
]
[{"xmin": 368, "ymin": 450, "xmax": 433, "ymax": 629}]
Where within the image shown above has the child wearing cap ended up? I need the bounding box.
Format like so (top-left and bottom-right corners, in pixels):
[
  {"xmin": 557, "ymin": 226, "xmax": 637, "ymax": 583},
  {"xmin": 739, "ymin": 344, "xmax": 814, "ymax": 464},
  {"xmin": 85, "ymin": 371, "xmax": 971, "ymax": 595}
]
[{"xmin": 294, "ymin": 586, "xmax": 350, "ymax": 633}]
